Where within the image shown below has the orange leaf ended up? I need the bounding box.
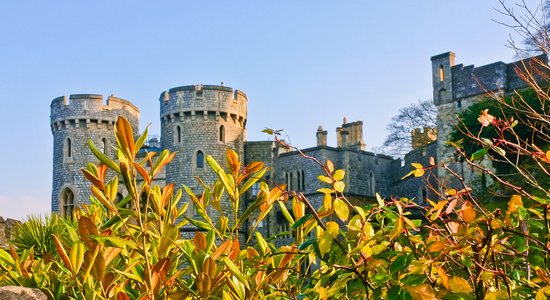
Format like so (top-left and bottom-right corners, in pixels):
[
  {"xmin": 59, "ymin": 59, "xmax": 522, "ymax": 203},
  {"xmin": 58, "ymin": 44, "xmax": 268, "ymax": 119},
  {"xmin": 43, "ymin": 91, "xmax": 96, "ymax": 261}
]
[
  {"xmin": 78, "ymin": 216, "xmax": 99, "ymax": 251},
  {"xmin": 194, "ymin": 232, "xmax": 207, "ymax": 251},
  {"xmin": 246, "ymin": 161, "xmax": 264, "ymax": 174},
  {"xmin": 226, "ymin": 149, "xmax": 240, "ymax": 174},
  {"xmin": 460, "ymin": 201, "xmax": 476, "ymax": 223},
  {"xmin": 53, "ymin": 234, "xmax": 72, "ymax": 273}
]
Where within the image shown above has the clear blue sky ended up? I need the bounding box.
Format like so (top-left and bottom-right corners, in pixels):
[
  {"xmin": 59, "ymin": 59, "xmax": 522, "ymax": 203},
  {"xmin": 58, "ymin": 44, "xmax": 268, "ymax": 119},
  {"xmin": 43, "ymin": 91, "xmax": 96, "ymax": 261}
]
[{"xmin": 0, "ymin": 1, "xmax": 541, "ymax": 219}]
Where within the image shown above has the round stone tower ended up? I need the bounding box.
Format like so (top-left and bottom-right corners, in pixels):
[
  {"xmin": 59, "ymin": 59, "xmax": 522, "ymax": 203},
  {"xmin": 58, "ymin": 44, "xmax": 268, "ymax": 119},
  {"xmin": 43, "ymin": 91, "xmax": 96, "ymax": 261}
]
[
  {"xmin": 50, "ymin": 94, "xmax": 140, "ymax": 217},
  {"xmin": 159, "ymin": 84, "xmax": 247, "ymax": 209}
]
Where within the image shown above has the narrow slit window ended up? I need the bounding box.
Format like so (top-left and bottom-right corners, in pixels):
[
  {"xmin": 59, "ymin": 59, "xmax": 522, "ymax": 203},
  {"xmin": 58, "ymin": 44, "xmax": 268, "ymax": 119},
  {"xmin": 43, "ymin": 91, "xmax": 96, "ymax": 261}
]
[
  {"xmin": 196, "ymin": 150, "xmax": 204, "ymax": 168},
  {"xmin": 65, "ymin": 138, "xmax": 72, "ymax": 158},
  {"xmin": 176, "ymin": 126, "xmax": 181, "ymax": 144},
  {"xmin": 219, "ymin": 125, "xmax": 225, "ymax": 142},
  {"xmin": 439, "ymin": 65, "xmax": 445, "ymax": 82},
  {"xmin": 102, "ymin": 138, "xmax": 108, "ymax": 154}
]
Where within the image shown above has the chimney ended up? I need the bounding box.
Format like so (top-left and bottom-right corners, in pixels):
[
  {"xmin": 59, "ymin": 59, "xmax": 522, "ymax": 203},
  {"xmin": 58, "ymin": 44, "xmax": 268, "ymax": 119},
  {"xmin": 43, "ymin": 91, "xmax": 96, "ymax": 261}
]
[{"xmin": 316, "ymin": 126, "xmax": 328, "ymax": 146}]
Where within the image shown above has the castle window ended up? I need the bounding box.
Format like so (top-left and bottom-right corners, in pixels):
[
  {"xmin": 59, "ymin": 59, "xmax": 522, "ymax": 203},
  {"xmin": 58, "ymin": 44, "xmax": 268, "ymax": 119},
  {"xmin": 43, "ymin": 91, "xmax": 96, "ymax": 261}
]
[
  {"xmin": 219, "ymin": 125, "xmax": 225, "ymax": 143},
  {"xmin": 251, "ymin": 182, "xmax": 260, "ymax": 196},
  {"xmin": 369, "ymin": 172, "xmax": 376, "ymax": 196},
  {"xmin": 439, "ymin": 65, "xmax": 445, "ymax": 82},
  {"xmin": 301, "ymin": 170, "xmax": 305, "ymax": 191},
  {"xmin": 296, "ymin": 171, "xmax": 301, "ymax": 191},
  {"xmin": 176, "ymin": 125, "xmax": 181, "ymax": 144},
  {"xmin": 61, "ymin": 188, "xmax": 75, "ymax": 219},
  {"xmin": 196, "ymin": 150, "xmax": 204, "ymax": 169},
  {"xmin": 289, "ymin": 172, "xmax": 293, "ymax": 190},
  {"xmin": 101, "ymin": 138, "xmax": 108, "ymax": 154},
  {"xmin": 140, "ymin": 192, "xmax": 148, "ymax": 212},
  {"xmin": 65, "ymin": 138, "xmax": 72, "ymax": 160}
]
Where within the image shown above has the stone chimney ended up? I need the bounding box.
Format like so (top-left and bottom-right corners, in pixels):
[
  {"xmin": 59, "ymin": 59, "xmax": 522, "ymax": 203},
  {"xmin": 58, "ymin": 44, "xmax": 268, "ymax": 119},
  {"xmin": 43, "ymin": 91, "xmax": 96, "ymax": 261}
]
[
  {"xmin": 316, "ymin": 126, "xmax": 327, "ymax": 146},
  {"xmin": 336, "ymin": 118, "xmax": 366, "ymax": 150}
]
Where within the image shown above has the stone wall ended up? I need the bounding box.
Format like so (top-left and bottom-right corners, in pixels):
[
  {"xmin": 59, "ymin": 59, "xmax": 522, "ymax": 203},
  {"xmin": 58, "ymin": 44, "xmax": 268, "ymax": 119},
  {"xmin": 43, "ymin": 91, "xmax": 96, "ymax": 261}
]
[{"xmin": 0, "ymin": 217, "xmax": 20, "ymax": 249}]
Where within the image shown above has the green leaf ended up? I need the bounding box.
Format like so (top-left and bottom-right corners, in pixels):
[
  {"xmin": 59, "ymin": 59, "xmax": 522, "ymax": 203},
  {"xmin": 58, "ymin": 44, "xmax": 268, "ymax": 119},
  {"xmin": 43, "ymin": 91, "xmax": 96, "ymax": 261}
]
[
  {"xmin": 293, "ymin": 214, "xmax": 312, "ymax": 229},
  {"xmin": 88, "ymin": 139, "xmax": 120, "ymax": 173},
  {"xmin": 400, "ymin": 274, "xmax": 427, "ymax": 286},
  {"xmin": 298, "ymin": 239, "xmax": 316, "ymax": 250},
  {"xmin": 390, "ymin": 254, "xmax": 411, "ymax": 274},
  {"xmin": 470, "ymin": 148, "xmax": 488, "ymax": 160},
  {"xmin": 90, "ymin": 235, "xmax": 136, "ymax": 250},
  {"xmin": 371, "ymin": 273, "xmax": 390, "ymax": 284}
]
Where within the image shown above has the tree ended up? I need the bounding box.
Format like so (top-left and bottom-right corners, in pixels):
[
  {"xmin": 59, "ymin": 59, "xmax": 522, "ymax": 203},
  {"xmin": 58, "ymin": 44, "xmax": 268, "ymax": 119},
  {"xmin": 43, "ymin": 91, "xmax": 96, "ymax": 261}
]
[
  {"xmin": 496, "ymin": 0, "xmax": 550, "ymax": 56},
  {"xmin": 382, "ymin": 99, "xmax": 437, "ymax": 158}
]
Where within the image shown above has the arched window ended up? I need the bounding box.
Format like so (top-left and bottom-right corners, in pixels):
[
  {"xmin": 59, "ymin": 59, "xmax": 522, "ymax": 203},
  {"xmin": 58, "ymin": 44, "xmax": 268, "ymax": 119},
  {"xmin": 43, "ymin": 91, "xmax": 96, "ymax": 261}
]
[
  {"xmin": 289, "ymin": 172, "xmax": 293, "ymax": 190},
  {"xmin": 65, "ymin": 138, "xmax": 72, "ymax": 159},
  {"xmin": 369, "ymin": 172, "xmax": 376, "ymax": 196},
  {"xmin": 101, "ymin": 138, "xmax": 108, "ymax": 154},
  {"xmin": 196, "ymin": 150, "xmax": 204, "ymax": 169},
  {"xmin": 296, "ymin": 171, "xmax": 301, "ymax": 191},
  {"xmin": 439, "ymin": 64, "xmax": 445, "ymax": 82},
  {"xmin": 176, "ymin": 126, "xmax": 181, "ymax": 144},
  {"xmin": 61, "ymin": 188, "xmax": 75, "ymax": 219},
  {"xmin": 219, "ymin": 125, "xmax": 225, "ymax": 143}
]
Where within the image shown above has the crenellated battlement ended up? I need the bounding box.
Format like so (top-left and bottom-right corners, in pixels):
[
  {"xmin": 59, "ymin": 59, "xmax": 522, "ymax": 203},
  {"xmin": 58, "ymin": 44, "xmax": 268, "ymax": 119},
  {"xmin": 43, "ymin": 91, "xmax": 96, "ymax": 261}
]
[
  {"xmin": 50, "ymin": 94, "xmax": 140, "ymax": 133},
  {"xmin": 159, "ymin": 84, "xmax": 247, "ymax": 127}
]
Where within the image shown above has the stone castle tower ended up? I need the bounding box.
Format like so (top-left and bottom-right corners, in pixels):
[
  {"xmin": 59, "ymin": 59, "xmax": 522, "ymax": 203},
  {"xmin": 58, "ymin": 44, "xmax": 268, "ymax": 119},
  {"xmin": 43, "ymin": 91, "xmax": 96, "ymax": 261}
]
[
  {"xmin": 50, "ymin": 94, "xmax": 139, "ymax": 216},
  {"xmin": 159, "ymin": 84, "xmax": 247, "ymax": 218}
]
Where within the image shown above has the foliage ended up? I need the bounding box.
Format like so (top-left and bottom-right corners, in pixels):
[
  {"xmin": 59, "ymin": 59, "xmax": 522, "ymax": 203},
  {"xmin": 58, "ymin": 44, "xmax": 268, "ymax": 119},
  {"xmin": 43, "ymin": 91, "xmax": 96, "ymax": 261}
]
[
  {"xmin": 11, "ymin": 214, "xmax": 71, "ymax": 260},
  {"xmin": 0, "ymin": 113, "xmax": 549, "ymax": 299},
  {"xmin": 382, "ymin": 99, "xmax": 437, "ymax": 158}
]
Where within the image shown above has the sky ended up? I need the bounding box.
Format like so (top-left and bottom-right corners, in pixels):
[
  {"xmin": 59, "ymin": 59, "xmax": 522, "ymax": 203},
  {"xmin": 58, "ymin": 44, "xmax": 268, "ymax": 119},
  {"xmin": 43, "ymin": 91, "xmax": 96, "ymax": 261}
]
[{"xmin": 0, "ymin": 0, "xmax": 543, "ymax": 220}]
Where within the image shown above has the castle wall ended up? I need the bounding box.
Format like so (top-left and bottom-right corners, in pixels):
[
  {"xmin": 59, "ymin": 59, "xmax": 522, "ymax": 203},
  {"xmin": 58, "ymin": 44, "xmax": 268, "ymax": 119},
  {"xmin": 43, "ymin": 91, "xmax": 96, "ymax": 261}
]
[{"xmin": 0, "ymin": 217, "xmax": 20, "ymax": 249}]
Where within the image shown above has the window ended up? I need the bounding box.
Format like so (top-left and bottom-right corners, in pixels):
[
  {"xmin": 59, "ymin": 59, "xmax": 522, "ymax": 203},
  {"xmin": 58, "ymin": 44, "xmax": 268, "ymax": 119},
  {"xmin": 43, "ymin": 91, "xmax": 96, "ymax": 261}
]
[
  {"xmin": 101, "ymin": 138, "xmax": 108, "ymax": 154},
  {"xmin": 300, "ymin": 170, "xmax": 305, "ymax": 191},
  {"xmin": 439, "ymin": 64, "xmax": 445, "ymax": 82},
  {"xmin": 219, "ymin": 125, "xmax": 225, "ymax": 143},
  {"xmin": 196, "ymin": 150, "xmax": 204, "ymax": 169},
  {"xmin": 176, "ymin": 125, "xmax": 181, "ymax": 144},
  {"xmin": 251, "ymin": 182, "xmax": 261, "ymax": 196},
  {"xmin": 65, "ymin": 138, "xmax": 72, "ymax": 159},
  {"xmin": 61, "ymin": 188, "xmax": 75, "ymax": 219},
  {"xmin": 296, "ymin": 171, "xmax": 301, "ymax": 191},
  {"xmin": 140, "ymin": 193, "xmax": 148, "ymax": 212},
  {"xmin": 369, "ymin": 172, "xmax": 376, "ymax": 196}
]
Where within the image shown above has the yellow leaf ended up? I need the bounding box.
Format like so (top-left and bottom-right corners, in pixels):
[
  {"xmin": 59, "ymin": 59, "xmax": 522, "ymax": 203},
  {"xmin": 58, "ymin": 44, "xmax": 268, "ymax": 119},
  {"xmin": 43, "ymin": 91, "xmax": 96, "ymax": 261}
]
[
  {"xmin": 405, "ymin": 284, "xmax": 437, "ymax": 300},
  {"xmin": 326, "ymin": 221, "xmax": 339, "ymax": 238},
  {"xmin": 411, "ymin": 162, "xmax": 423, "ymax": 169},
  {"xmin": 536, "ymin": 286, "xmax": 550, "ymax": 300},
  {"xmin": 334, "ymin": 181, "xmax": 345, "ymax": 193},
  {"xmin": 390, "ymin": 217, "xmax": 403, "ymax": 240},
  {"xmin": 484, "ymin": 291, "xmax": 508, "ymax": 300},
  {"xmin": 323, "ymin": 193, "xmax": 332, "ymax": 210},
  {"xmin": 326, "ymin": 160, "xmax": 334, "ymax": 173},
  {"xmin": 318, "ymin": 286, "xmax": 327, "ymax": 300},
  {"xmin": 318, "ymin": 175, "xmax": 333, "ymax": 184},
  {"xmin": 448, "ymin": 277, "xmax": 473, "ymax": 293},
  {"xmin": 333, "ymin": 169, "xmax": 345, "ymax": 181},
  {"xmin": 333, "ymin": 198, "xmax": 349, "ymax": 221},
  {"xmin": 508, "ymin": 194, "xmax": 523, "ymax": 214},
  {"xmin": 413, "ymin": 168, "xmax": 425, "ymax": 177},
  {"xmin": 460, "ymin": 201, "xmax": 476, "ymax": 223}
]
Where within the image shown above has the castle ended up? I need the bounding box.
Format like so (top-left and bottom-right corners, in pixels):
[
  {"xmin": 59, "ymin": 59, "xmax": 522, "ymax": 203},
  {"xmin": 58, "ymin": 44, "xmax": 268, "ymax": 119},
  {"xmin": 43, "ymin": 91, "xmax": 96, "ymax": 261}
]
[{"xmin": 49, "ymin": 51, "xmax": 545, "ymax": 240}]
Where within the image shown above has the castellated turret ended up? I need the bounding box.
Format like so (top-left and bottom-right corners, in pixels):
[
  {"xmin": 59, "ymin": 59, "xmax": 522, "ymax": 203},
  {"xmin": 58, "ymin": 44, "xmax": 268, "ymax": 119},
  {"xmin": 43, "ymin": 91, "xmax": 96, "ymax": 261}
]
[
  {"xmin": 159, "ymin": 84, "xmax": 247, "ymax": 220},
  {"xmin": 50, "ymin": 94, "xmax": 140, "ymax": 216}
]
